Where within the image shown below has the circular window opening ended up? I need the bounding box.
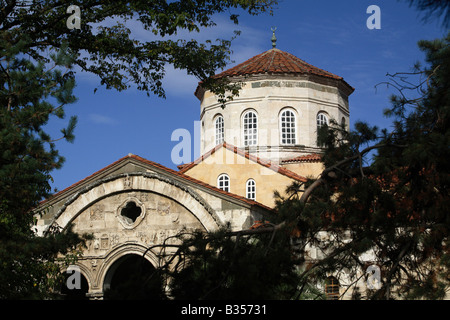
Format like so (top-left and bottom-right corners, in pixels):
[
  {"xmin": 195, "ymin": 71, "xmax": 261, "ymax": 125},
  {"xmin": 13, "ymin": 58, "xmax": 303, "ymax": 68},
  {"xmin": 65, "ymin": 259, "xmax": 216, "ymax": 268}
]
[{"xmin": 120, "ymin": 201, "xmax": 142, "ymax": 224}]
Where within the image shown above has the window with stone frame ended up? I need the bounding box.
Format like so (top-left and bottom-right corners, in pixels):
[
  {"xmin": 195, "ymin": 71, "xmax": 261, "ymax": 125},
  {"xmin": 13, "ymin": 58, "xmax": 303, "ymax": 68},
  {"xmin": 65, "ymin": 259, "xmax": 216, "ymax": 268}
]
[
  {"xmin": 317, "ymin": 112, "xmax": 329, "ymax": 129},
  {"xmin": 243, "ymin": 111, "xmax": 258, "ymax": 146},
  {"xmin": 280, "ymin": 109, "xmax": 297, "ymax": 145},
  {"xmin": 120, "ymin": 201, "xmax": 142, "ymax": 223},
  {"xmin": 215, "ymin": 115, "xmax": 224, "ymax": 146},
  {"xmin": 316, "ymin": 112, "xmax": 329, "ymax": 147}
]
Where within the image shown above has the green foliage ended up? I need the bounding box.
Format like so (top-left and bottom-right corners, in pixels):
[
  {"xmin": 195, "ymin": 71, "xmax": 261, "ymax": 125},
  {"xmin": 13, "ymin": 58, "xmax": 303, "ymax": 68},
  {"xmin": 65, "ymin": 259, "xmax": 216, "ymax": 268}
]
[
  {"xmin": 402, "ymin": 0, "xmax": 450, "ymax": 27},
  {"xmin": 0, "ymin": 223, "xmax": 89, "ymax": 299},
  {"xmin": 0, "ymin": 32, "xmax": 87, "ymax": 299},
  {"xmin": 0, "ymin": 0, "xmax": 277, "ymax": 99},
  {"xmin": 0, "ymin": 37, "xmax": 77, "ymax": 228},
  {"xmin": 162, "ymin": 225, "xmax": 300, "ymax": 300}
]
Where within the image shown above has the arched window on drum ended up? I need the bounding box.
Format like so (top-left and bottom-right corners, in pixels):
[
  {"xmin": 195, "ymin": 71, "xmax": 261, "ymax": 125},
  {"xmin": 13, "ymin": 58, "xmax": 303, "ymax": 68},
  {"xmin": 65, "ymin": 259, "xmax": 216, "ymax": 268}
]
[
  {"xmin": 316, "ymin": 112, "xmax": 329, "ymax": 147},
  {"xmin": 242, "ymin": 110, "xmax": 258, "ymax": 147},
  {"xmin": 215, "ymin": 115, "xmax": 224, "ymax": 146},
  {"xmin": 280, "ymin": 109, "xmax": 297, "ymax": 145}
]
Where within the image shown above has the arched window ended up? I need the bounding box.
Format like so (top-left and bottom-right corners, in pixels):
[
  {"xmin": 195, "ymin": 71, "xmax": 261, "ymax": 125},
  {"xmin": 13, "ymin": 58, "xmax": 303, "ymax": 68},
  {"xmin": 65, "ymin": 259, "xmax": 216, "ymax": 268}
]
[
  {"xmin": 243, "ymin": 111, "xmax": 258, "ymax": 146},
  {"xmin": 317, "ymin": 112, "xmax": 329, "ymax": 129},
  {"xmin": 316, "ymin": 112, "xmax": 329, "ymax": 147},
  {"xmin": 341, "ymin": 117, "xmax": 346, "ymax": 130},
  {"xmin": 325, "ymin": 276, "xmax": 340, "ymax": 300},
  {"xmin": 246, "ymin": 179, "xmax": 256, "ymax": 200},
  {"xmin": 280, "ymin": 109, "xmax": 296, "ymax": 145},
  {"xmin": 215, "ymin": 115, "xmax": 224, "ymax": 145},
  {"xmin": 217, "ymin": 174, "xmax": 230, "ymax": 192}
]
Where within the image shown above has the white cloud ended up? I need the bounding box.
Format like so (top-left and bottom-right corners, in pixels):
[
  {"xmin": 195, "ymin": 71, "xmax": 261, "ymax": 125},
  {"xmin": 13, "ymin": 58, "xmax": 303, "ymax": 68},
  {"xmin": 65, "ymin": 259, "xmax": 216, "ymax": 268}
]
[{"xmin": 87, "ymin": 113, "xmax": 118, "ymax": 125}]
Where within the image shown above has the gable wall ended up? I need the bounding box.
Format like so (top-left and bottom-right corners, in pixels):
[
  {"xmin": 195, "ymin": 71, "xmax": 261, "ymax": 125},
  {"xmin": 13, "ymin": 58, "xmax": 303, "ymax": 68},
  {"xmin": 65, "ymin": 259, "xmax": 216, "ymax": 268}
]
[
  {"xmin": 35, "ymin": 165, "xmax": 272, "ymax": 299},
  {"xmin": 181, "ymin": 147, "xmax": 298, "ymax": 208},
  {"xmin": 282, "ymin": 161, "xmax": 324, "ymax": 179}
]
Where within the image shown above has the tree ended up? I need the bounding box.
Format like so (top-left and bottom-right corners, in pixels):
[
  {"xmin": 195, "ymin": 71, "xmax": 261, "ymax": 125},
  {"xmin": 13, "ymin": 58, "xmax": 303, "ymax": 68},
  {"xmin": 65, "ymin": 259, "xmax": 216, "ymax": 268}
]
[
  {"xmin": 1, "ymin": 0, "xmax": 277, "ymax": 102},
  {"xmin": 0, "ymin": 0, "xmax": 277, "ymax": 299},
  {"xmin": 144, "ymin": 224, "xmax": 301, "ymax": 300},
  {"xmin": 0, "ymin": 37, "xmax": 88, "ymax": 298},
  {"xmin": 402, "ymin": 0, "xmax": 450, "ymax": 27}
]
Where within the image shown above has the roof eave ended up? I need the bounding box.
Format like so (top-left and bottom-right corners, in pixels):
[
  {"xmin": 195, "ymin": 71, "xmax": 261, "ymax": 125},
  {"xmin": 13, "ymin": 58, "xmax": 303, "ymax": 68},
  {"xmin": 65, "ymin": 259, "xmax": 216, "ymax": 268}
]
[
  {"xmin": 194, "ymin": 72, "xmax": 355, "ymax": 101},
  {"xmin": 38, "ymin": 153, "xmax": 274, "ymax": 213}
]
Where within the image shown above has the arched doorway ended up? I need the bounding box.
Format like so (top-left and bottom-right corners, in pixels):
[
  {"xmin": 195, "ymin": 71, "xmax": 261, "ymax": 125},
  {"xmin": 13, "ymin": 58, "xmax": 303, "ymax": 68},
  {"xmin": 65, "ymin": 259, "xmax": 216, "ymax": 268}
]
[{"xmin": 103, "ymin": 254, "xmax": 165, "ymax": 300}]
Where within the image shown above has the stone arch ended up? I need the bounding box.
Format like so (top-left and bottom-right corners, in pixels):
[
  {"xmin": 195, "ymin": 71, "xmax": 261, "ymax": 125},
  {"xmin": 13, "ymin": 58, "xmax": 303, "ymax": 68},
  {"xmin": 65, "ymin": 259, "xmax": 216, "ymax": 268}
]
[
  {"xmin": 316, "ymin": 110, "xmax": 331, "ymax": 126},
  {"xmin": 98, "ymin": 243, "xmax": 161, "ymax": 296},
  {"xmin": 277, "ymin": 105, "xmax": 300, "ymax": 118},
  {"xmin": 46, "ymin": 172, "xmax": 223, "ymax": 233},
  {"xmin": 60, "ymin": 262, "xmax": 93, "ymax": 291}
]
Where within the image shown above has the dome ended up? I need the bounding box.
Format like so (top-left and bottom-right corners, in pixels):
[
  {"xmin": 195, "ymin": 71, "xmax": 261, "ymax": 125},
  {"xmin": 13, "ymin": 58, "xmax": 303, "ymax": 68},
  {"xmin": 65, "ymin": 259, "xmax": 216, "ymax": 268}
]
[
  {"xmin": 196, "ymin": 46, "xmax": 353, "ymax": 162},
  {"xmin": 195, "ymin": 48, "xmax": 354, "ymax": 100}
]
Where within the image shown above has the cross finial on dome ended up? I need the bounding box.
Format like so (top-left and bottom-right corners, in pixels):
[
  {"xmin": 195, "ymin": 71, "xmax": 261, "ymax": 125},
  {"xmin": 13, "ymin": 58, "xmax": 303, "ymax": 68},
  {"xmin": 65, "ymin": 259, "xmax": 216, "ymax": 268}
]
[{"xmin": 271, "ymin": 27, "xmax": 277, "ymax": 48}]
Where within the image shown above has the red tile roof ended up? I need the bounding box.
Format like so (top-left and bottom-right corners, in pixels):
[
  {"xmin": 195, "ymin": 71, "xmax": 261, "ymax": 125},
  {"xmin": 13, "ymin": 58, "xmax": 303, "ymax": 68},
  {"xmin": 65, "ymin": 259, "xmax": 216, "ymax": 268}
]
[
  {"xmin": 281, "ymin": 153, "xmax": 323, "ymax": 164},
  {"xmin": 40, "ymin": 153, "xmax": 273, "ymax": 211},
  {"xmin": 213, "ymin": 48, "xmax": 343, "ymax": 81},
  {"xmin": 178, "ymin": 142, "xmax": 308, "ymax": 183},
  {"xmin": 195, "ymin": 48, "xmax": 354, "ymax": 100}
]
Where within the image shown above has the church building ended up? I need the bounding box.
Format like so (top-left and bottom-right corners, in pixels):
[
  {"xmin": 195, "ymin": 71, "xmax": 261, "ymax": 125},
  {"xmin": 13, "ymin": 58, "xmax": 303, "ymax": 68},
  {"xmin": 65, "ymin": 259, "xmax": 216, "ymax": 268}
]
[
  {"xmin": 183, "ymin": 40, "xmax": 353, "ymax": 208},
  {"xmin": 35, "ymin": 36, "xmax": 354, "ymax": 299}
]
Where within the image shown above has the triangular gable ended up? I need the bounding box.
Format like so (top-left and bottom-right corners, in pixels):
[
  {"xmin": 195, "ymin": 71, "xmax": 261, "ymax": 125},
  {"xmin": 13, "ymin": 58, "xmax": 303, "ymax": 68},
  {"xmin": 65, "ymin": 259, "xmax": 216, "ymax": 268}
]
[
  {"xmin": 178, "ymin": 142, "xmax": 308, "ymax": 183},
  {"xmin": 40, "ymin": 153, "xmax": 272, "ymax": 211}
]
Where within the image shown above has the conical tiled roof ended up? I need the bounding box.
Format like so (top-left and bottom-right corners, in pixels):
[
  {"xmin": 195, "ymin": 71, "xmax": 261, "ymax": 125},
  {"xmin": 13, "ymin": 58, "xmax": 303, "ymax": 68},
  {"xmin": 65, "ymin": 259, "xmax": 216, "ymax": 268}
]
[
  {"xmin": 195, "ymin": 48, "xmax": 353, "ymax": 99},
  {"xmin": 213, "ymin": 48, "xmax": 343, "ymax": 81}
]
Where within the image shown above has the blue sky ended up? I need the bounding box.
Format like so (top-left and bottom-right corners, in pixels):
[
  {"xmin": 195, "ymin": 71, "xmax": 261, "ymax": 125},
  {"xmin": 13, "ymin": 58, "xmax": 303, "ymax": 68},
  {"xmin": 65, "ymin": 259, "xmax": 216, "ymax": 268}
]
[{"xmin": 45, "ymin": 0, "xmax": 448, "ymax": 193}]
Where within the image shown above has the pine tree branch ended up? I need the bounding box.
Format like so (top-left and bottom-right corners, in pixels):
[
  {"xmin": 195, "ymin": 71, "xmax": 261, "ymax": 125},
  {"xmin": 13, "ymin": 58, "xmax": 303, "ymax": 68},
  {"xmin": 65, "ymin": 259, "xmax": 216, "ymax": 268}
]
[
  {"xmin": 0, "ymin": 0, "xmax": 17, "ymax": 27},
  {"xmin": 381, "ymin": 242, "xmax": 411, "ymax": 300},
  {"xmin": 0, "ymin": 59, "xmax": 13, "ymax": 111}
]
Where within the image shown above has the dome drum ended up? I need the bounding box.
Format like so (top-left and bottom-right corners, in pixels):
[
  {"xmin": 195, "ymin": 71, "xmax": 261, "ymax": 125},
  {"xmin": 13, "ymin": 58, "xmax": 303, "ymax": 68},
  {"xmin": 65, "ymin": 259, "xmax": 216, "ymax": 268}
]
[{"xmin": 197, "ymin": 48, "xmax": 353, "ymax": 161}]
